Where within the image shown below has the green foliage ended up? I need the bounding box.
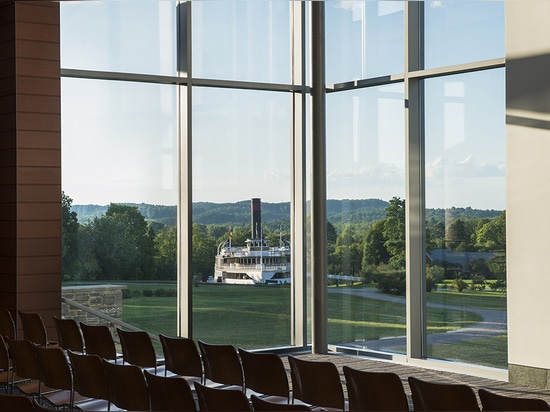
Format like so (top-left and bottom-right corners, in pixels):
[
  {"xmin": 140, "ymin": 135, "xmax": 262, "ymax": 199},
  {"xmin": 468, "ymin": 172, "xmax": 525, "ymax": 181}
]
[
  {"xmin": 143, "ymin": 289, "xmax": 154, "ymax": 297},
  {"xmin": 383, "ymin": 197, "xmax": 406, "ymax": 268},
  {"xmin": 376, "ymin": 267, "xmax": 406, "ymax": 295},
  {"xmin": 453, "ymin": 277, "xmax": 468, "ymax": 292},
  {"xmin": 61, "ymin": 192, "xmax": 80, "ymax": 279}
]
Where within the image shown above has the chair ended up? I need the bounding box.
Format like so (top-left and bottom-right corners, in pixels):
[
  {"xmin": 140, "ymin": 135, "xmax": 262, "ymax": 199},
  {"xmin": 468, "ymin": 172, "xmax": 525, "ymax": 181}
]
[
  {"xmin": 251, "ymin": 395, "xmax": 312, "ymax": 411},
  {"xmin": 6, "ymin": 338, "xmax": 51, "ymax": 398},
  {"xmin": 408, "ymin": 376, "xmax": 479, "ymax": 411},
  {"xmin": 478, "ymin": 388, "xmax": 550, "ymax": 411},
  {"xmin": 287, "ymin": 355, "xmax": 345, "ymax": 411},
  {"xmin": 0, "ymin": 335, "xmax": 12, "ymax": 393},
  {"xmin": 238, "ymin": 347, "xmax": 290, "ymax": 403},
  {"xmin": 343, "ymin": 365, "xmax": 409, "ymax": 411},
  {"xmin": 103, "ymin": 358, "xmax": 150, "ymax": 411},
  {"xmin": 80, "ymin": 322, "xmax": 118, "ymax": 361},
  {"xmin": 144, "ymin": 369, "xmax": 197, "ymax": 412},
  {"xmin": 68, "ymin": 350, "xmax": 111, "ymax": 411},
  {"xmin": 35, "ymin": 345, "xmax": 88, "ymax": 409},
  {"xmin": 53, "ymin": 316, "xmax": 84, "ymax": 353},
  {"xmin": 159, "ymin": 334, "xmax": 203, "ymax": 386},
  {"xmin": 198, "ymin": 340, "xmax": 243, "ymax": 390},
  {"xmin": 117, "ymin": 327, "xmax": 163, "ymax": 374},
  {"xmin": 0, "ymin": 393, "xmax": 53, "ymax": 411},
  {"xmin": 18, "ymin": 312, "xmax": 57, "ymax": 347},
  {"xmin": 195, "ymin": 381, "xmax": 251, "ymax": 411},
  {"xmin": 0, "ymin": 308, "xmax": 16, "ymax": 340}
]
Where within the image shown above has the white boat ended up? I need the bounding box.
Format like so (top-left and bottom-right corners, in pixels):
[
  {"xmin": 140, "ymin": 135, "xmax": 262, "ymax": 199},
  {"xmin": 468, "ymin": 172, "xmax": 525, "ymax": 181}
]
[{"xmin": 212, "ymin": 199, "xmax": 291, "ymax": 284}]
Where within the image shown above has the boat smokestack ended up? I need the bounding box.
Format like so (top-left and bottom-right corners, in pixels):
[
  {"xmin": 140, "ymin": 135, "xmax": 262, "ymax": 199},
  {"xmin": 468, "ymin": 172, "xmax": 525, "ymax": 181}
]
[{"xmin": 251, "ymin": 198, "xmax": 261, "ymax": 239}]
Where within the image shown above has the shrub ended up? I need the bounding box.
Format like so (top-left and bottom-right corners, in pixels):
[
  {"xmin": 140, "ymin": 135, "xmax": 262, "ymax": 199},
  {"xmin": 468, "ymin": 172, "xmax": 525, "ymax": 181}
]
[
  {"xmin": 122, "ymin": 289, "xmax": 132, "ymax": 299},
  {"xmin": 131, "ymin": 289, "xmax": 142, "ymax": 298},
  {"xmin": 376, "ymin": 270, "xmax": 406, "ymax": 295},
  {"xmin": 453, "ymin": 278, "xmax": 468, "ymax": 292},
  {"xmin": 154, "ymin": 288, "xmax": 167, "ymax": 297},
  {"xmin": 143, "ymin": 289, "xmax": 153, "ymax": 297}
]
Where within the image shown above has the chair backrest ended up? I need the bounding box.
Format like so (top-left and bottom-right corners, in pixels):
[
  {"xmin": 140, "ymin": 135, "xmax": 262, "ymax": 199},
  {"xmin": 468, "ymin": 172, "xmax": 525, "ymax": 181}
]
[
  {"xmin": 53, "ymin": 317, "xmax": 84, "ymax": 353},
  {"xmin": 117, "ymin": 328, "xmax": 158, "ymax": 370},
  {"xmin": 478, "ymin": 388, "xmax": 550, "ymax": 411},
  {"xmin": 0, "ymin": 308, "xmax": 16, "ymax": 340},
  {"xmin": 238, "ymin": 347, "xmax": 289, "ymax": 399},
  {"xmin": 0, "ymin": 335, "xmax": 10, "ymax": 371},
  {"xmin": 0, "ymin": 393, "xmax": 53, "ymax": 411},
  {"xmin": 343, "ymin": 365, "xmax": 409, "ymax": 411},
  {"xmin": 0, "ymin": 335, "xmax": 12, "ymax": 388},
  {"xmin": 408, "ymin": 376, "xmax": 479, "ymax": 411},
  {"xmin": 103, "ymin": 359, "xmax": 150, "ymax": 411},
  {"xmin": 18, "ymin": 312, "xmax": 50, "ymax": 346},
  {"xmin": 287, "ymin": 355, "xmax": 345, "ymax": 410},
  {"xmin": 35, "ymin": 346, "xmax": 72, "ymax": 391},
  {"xmin": 160, "ymin": 334, "xmax": 203, "ymax": 379},
  {"xmin": 6, "ymin": 338, "xmax": 41, "ymax": 381},
  {"xmin": 251, "ymin": 395, "xmax": 311, "ymax": 411},
  {"xmin": 80, "ymin": 322, "xmax": 117, "ymax": 360},
  {"xmin": 198, "ymin": 340, "xmax": 243, "ymax": 387},
  {"xmin": 68, "ymin": 350, "xmax": 110, "ymax": 402},
  {"xmin": 194, "ymin": 382, "xmax": 251, "ymax": 412},
  {"xmin": 35, "ymin": 346, "xmax": 75, "ymax": 408},
  {"xmin": 144, "ymin": 369, "xmax": 197, "ymax": 412}
]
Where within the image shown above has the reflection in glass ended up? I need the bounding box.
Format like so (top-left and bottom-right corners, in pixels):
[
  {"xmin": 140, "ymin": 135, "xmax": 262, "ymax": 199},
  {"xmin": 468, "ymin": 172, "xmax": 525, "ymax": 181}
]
[
  {"xmin": 326, "ymin": 84, "xmax": 406, "ymax": 354},
  {"xmin": 192, "ymin": 2, "xmax": 290, "ymax": 84},
  {"xmin": 326, "ymin": 1, "xmax": 404, "ymax": 84},
  {"xmin": 61, "ymin": 78, "xmax": 179, "ymax": 340},
  {"xmin": 61, "ymin": 1, "xmax": 177, "ymax": 75},
  {"xmin": 424, "ymin": 1, "xmax": 504, "ymax": 69},
  {"xmin": 191, "ymin": 87, "xmax": 292, "ymax": 348},
  {"xmin": 424, "ymin": 69, "xmax": 506, "ymax": 368}
]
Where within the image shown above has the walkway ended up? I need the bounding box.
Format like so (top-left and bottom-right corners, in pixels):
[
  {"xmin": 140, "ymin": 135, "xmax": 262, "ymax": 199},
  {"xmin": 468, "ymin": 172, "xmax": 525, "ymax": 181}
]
[{"xmin": 328, "ymin": 287, "xmax": 506, "ymax": 352}]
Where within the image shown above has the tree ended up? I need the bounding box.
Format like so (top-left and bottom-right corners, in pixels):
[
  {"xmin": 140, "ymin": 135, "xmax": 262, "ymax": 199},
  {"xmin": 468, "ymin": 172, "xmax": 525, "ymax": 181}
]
[
  {"xmin": 334, "ymin": 224, "xmax": 363, "ymax": 278},
  {"xmin": 154, "ymin": 225, "xmax": 177, "ymax": 280},
  {"xmin": 61, "ymin": 192, "xmax": 80, "ymax": 279},
  {"xmin": 91, "ymin": 204, "xmax": 156, "ymax": 280},
  {"xmin": 192, "ymin": 223, "xmax": 217, "ymax": 281},
  {"xmin": 383, "ymin": 197, "xmax": 406, "ymax": 268},
  {"xmin": 475, "ymin": 211, "xmax": 506, "ymax": 252},
  {"xmin": 362, "ymin": 219, "xmax": 390, "ymax": 267}
]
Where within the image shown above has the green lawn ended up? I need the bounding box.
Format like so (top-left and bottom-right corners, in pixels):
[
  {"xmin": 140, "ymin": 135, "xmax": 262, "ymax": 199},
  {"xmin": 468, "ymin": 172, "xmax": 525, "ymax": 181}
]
[{"xmin": 68, "ymin": 281, "xmax": 506, "ymax": 368}]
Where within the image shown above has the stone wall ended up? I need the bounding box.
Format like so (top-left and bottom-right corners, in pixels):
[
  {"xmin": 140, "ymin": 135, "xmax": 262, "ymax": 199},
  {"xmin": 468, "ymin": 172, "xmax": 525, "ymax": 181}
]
[{"xmin": 61, "ymin": 285, "xmax": 127, "ymax": 338}]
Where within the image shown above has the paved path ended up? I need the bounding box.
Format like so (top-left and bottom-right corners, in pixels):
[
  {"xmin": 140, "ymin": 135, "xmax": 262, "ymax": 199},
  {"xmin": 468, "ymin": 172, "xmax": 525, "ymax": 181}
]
[{"xmin": 328, "ymin": 287, "xmax": 507, "ymax": 352}]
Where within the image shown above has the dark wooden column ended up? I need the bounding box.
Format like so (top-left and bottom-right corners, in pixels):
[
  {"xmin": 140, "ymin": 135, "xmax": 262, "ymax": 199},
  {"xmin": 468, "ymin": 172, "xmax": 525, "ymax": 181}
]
[{"xmin": 0, "ymin": 0, "xmax": 61, "ymax": 339}]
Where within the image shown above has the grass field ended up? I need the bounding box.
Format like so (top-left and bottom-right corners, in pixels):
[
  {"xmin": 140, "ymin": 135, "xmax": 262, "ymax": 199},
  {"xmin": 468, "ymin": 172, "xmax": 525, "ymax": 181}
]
[{"xmin": 113, "ymin": 282, "xmax": 507, "ymax": 369}]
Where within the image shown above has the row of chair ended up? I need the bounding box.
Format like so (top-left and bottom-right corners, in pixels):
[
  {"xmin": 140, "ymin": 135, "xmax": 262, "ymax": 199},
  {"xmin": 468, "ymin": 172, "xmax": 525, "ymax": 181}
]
[{"xmin": 3, "ymin": 309, "xmax": 550, "ymax": 411}]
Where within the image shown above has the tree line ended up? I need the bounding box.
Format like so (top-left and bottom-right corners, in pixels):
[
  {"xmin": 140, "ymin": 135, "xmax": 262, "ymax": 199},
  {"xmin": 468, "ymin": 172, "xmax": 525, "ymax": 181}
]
[{"xmin": 62, "ymin": 193, "xmax": 506, "ymax": 293}]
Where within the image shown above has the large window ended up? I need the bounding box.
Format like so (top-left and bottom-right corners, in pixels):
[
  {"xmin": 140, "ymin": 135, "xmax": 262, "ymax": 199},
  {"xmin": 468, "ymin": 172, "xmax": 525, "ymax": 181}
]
[
  {"xmin": 191, "ymin": 87, "xmax": 292, "ymax": 348},
  {"xmin": 60, "ymin": 0, "xmax": 506, "ymax": 373},
  {"xmin": 326, "ymin": 84, "xmax": 406, "ymax": 354},
  {"xmin": 424, "ymin": 69, "xmax": 506, "ymax": 368}
]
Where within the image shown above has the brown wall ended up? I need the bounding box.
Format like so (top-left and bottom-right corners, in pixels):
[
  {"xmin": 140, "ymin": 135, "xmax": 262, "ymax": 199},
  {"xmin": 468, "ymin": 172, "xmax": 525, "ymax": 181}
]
[{"xmin": 0, "ymin": 0, "xmax": 61, "ymax": 340}]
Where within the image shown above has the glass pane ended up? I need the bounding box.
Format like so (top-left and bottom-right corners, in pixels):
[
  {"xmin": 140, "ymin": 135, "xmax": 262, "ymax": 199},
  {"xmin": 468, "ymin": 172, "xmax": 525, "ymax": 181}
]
[
  {"xmin": 326, "ymin": 83, "xmax": 406, "ymax": 354},
  {"xmin": 326, "ymin": 1, "xmax": 404, "ymax": 84},
  {"xmin": 61, "ymin": 78, "xmax": 179, "ymax": 352},
  {"xmin": 192, "ymin": 87, "xmax": 292, "ymax": 348},
  {"xmin": 61, "ymin": 1, "xmax": 177, "ymax": 76},
  {"xmin": 192, "ymin": 2, "xmax": 290, "ymax": 84},
  {"xmin": 424, "ymin": 68, "xmax": 507, "ymax": 369},
  {"xmin": 424, "ymin": 1, "xmax": 504, "ymax": 69}
]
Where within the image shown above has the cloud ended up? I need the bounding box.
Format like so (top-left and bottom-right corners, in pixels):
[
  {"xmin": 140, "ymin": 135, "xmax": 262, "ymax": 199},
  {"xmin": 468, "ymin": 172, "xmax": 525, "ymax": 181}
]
[
  {"xmin": 430, "ymin": 1, "xmax": 444, "ymax": 9},
  {"xmin": 426, "ymin": 155, "xmax": 506, "ymax": 179}
]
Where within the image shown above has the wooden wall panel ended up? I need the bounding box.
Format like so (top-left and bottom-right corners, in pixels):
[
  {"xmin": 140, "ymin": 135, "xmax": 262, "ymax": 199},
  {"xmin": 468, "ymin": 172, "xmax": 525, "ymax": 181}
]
[{"xmin": 0, "ymin": 1, "xmax": 61, "ymax": 337}]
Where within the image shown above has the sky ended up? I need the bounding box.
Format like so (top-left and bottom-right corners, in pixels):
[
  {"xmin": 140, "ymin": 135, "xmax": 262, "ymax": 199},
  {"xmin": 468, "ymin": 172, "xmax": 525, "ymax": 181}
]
[{"xmin": 60, "ymin": 0, "xmax": 506, "ymax": 211}]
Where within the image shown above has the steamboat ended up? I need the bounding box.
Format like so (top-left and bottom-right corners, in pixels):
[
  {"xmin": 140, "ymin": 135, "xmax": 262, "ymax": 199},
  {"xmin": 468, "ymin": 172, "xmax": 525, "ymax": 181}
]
[{"xmin": 212, "ymin": 198, "xmax": 291, "ymax": 284}]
